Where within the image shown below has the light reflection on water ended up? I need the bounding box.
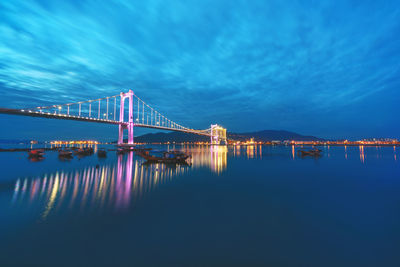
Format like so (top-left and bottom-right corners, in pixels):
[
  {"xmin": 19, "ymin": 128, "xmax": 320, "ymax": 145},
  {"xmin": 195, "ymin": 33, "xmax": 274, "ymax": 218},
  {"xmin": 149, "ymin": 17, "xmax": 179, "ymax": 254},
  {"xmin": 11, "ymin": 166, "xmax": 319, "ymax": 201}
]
[
  {"xmin": 185, "ymin": 145, "xmax": 228, "ymax": 173},
  {"xmin": 13, "ymin": 155, "xmax": 188, "ymax": 217},
  {"xmin": 233, "ymin": 144, "xmax": 263, "ymax": 159},
  {"xmin": 1, "ymin": 144, "xmax": 399, "ymax": 266},
  {"xmin": 7, "ymin": 144, "xmax": 399, "ymax": 220},
  {"xmin": 359, "ymin": 145, "xmax": 365, "ymax": 163},
  {"xmin": 10, "ymin": 146, "xmax": 228, "ymax": 218}
]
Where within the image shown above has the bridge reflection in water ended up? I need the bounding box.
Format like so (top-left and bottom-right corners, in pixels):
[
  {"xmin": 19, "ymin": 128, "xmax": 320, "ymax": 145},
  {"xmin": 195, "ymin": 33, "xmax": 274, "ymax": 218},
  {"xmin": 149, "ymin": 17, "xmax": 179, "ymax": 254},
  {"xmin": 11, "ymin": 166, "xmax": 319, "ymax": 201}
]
[
  {"xmin": 8, "ymin": 145, "xmax": 398, "ymax": 220},
  {"xmin": 181, "ymin": 145, "xmax": 228, "ymax": 173},
  {"xmin": 11, "ymin": 146, "xmax": 228, "ymax": 218}
]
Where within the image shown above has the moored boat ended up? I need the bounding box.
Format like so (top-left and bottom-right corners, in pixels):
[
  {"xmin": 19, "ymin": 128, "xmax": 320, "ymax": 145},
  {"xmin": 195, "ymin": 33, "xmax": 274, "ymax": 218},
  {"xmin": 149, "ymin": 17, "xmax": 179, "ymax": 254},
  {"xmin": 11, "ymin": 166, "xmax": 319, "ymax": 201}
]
[
  {"xmin": 116, "ymin": 147, "xmax": 133, "ymax": 155},
  {"xmin": 58, "ymin": 150, "xmax": 73, "ymax": 158},
  {"xmin": 298, "ymin": 148, "xmax": 322, "ymax": 156},
  {"xmin": 132, "ymin": 147, "xmax": 152, "ymax": 152},
  {"xmin": 137, "ymin": 150, "xmax": 190, "ymax": 164},
  {"xmin": 28, "ymin": 149, "xmax": 44, "ymax": 158},
  {"xmin": 116, "ymin": 146, "xmax": 141, "ymax": 155},
  {"xmin": 74, "ymin": 147, "xmax": 94, "ymax": 156},
  {"xmin": 116, "ymin": 148, "xmax": 125, "ymax": 155}
]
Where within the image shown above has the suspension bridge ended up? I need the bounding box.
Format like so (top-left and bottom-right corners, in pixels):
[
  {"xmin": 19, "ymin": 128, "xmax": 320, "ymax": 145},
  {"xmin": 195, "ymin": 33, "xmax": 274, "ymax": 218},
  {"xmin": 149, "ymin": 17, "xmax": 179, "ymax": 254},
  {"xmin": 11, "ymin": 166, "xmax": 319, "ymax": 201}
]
[{"xmin": 0, "ymin": 90, "xmax": 227, "ymax": 145}]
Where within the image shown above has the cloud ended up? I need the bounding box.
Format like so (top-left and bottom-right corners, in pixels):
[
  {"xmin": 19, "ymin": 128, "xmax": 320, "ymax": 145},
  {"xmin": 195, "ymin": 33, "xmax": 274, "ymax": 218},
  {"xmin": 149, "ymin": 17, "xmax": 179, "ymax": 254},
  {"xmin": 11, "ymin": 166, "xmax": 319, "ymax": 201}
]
[{"xmin": 0, "ymin": 0, "xmax": 399, "ymax": 137}]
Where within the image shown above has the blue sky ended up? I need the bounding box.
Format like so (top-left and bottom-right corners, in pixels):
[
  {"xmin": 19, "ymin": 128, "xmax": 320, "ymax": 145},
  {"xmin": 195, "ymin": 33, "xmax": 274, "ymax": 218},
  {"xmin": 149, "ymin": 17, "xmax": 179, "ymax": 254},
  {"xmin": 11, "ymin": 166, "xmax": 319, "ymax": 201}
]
[{"xmin": 0, "ymin": 0, "xmax": 399, "ymax": 140}]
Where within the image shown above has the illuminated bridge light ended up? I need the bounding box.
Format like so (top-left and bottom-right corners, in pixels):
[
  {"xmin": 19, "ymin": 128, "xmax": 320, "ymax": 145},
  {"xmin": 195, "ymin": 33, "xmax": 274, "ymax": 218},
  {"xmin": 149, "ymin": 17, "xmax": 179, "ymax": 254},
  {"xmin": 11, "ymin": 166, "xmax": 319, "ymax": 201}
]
[{"xmin": 9, "ymin": 90, "xmax": 226, "ymax": 145}]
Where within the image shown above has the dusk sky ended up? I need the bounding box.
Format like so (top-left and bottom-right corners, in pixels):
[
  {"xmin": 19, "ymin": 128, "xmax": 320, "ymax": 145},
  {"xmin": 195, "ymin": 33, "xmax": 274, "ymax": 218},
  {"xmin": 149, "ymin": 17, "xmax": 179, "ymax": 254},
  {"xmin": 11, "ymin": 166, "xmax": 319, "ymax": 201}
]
[{"xmin": 1, "ymin": 0, "xmax": 399, "ymax": 141}]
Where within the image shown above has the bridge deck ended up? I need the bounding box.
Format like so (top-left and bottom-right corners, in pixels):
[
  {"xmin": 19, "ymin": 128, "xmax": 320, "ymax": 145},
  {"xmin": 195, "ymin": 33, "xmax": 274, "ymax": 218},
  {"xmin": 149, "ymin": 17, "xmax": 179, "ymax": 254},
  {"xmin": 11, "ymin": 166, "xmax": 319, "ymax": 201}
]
[
  {"xmin": 0, "ymin": 108, "xmax": 210, "ymax": 136},
  {"xmin": 134, "ymin": 123, "xmax": 210, "ymax": 136},
  {"xmin": 0, "ymin": 108, "xmax": 121, "ymax": 125}
]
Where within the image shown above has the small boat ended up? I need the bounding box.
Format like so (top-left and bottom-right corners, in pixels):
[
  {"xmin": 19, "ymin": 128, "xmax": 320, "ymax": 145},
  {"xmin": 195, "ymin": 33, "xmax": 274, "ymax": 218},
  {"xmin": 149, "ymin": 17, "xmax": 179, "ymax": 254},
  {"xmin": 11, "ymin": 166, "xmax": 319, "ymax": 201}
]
[
  {"xmin": 298, "ymin": 148, "xmax": 322, "ymax": 157},
  {"xmin": 133, "ymin": 148, "xmax": 152, "ymax": 155},
  {"xmin": 28, "ymin": 149, "xmax": 44, "ymax": 158},
  {"xmin": 116, "ymin": 147, "xmax": 137, "ymax": 155},
  {"xmin": 97, "ymin": 149, "xmax": 107, "ymax": 158},
  {"xmin": 137, "ymin": 150, "xmax": 190, "ymax": 164},
  {"xmin": 116, "ymin": 148, "xmax": 125, "ymax": 155},
  {"xmin": 74, "ymin": 147, "xmax": 94, "ymax": 156},
  {"xmin": 133, "ymin": 148, "xmax": 152, "ymax": 154},
  {"xmin": 58, "ymin": 150, "xmax": 73, "ymax": 158}
]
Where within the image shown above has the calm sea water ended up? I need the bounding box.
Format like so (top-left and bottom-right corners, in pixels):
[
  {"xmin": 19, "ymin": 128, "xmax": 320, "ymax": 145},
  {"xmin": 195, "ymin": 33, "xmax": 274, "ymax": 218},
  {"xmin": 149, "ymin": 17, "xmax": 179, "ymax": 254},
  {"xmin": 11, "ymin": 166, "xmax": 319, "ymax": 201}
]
[{"xmin": 0, "ymin": 144, "xmax": 399, "ymax": 266}]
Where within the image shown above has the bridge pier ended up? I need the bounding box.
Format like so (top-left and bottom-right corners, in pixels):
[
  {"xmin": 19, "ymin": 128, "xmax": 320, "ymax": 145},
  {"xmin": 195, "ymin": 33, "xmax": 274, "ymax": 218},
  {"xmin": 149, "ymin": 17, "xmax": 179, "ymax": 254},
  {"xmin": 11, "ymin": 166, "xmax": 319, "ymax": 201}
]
[
  {"xmin": 210, "ymin": 124, "xmax": 227, "ymax": 145},
  {"xmin": 118, "ymin": 90, "xmax": 134, "ymax": 145}
]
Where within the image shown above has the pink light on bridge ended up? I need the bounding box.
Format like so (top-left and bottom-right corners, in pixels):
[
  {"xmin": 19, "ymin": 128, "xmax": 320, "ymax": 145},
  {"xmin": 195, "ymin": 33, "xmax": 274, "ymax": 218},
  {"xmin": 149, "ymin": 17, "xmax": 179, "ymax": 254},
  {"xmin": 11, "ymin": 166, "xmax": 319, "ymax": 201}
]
[{"xmin": 118, "ymin": 90, "xmax": 134, "ymax": 145}]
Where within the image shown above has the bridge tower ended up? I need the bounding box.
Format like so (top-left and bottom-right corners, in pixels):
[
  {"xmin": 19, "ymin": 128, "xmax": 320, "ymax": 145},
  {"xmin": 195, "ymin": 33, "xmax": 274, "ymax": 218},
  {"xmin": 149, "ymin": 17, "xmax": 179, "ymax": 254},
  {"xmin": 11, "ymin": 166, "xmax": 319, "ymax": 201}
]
[
  {"xmin": 210, "ymin": 124, "xmax": 227, "ymax": 145},
  {"xmin": 118, "ymin": 90, "xmax": 134, "ymax": 145}
]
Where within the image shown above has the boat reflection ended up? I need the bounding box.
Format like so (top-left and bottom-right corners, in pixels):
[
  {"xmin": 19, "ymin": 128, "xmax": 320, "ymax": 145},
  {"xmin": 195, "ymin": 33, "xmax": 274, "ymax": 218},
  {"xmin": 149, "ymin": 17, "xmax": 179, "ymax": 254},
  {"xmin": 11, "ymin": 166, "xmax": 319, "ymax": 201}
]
[
  {"xmin": 11, "ymin": 146, "xmax": 229, "ymax": 218},
  {"xmin": 11, "ymin": 144, "xmax": 397, "ymax": 219},
  {"xmin": 12, "ymin": 152, "xmax": 192, "ymax": 218}
]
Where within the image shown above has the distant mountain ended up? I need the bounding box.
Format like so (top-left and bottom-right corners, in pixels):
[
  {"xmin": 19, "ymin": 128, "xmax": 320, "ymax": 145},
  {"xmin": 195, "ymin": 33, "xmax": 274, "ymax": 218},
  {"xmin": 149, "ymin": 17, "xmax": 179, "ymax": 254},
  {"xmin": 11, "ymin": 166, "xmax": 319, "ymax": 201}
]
[
  {"xmin": 134, "ymin": 130, "xmax": 323, "ymax": 143},
  {"xmin": 229, "ymin": 130, "xmax": 324, "ymax": 141},
  {"xmin": 134, "ymin": 132, "xmax": 209, "ymax": 143}
]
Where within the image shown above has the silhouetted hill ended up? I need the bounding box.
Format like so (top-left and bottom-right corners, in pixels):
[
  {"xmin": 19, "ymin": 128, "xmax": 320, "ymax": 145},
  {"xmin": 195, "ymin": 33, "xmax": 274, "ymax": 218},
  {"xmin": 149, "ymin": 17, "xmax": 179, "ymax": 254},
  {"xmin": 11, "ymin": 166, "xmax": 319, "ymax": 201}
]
[
  {"xmin": 135, "ymin": 132, "xmax": 209, "ymax": 143},
  {"xmin": 134, "ymin": 130, "xmax": 323, "ymax": 143},
  {"xmin": 229, "ymin": 130, "xmax": 323, "ymax": 141}
]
